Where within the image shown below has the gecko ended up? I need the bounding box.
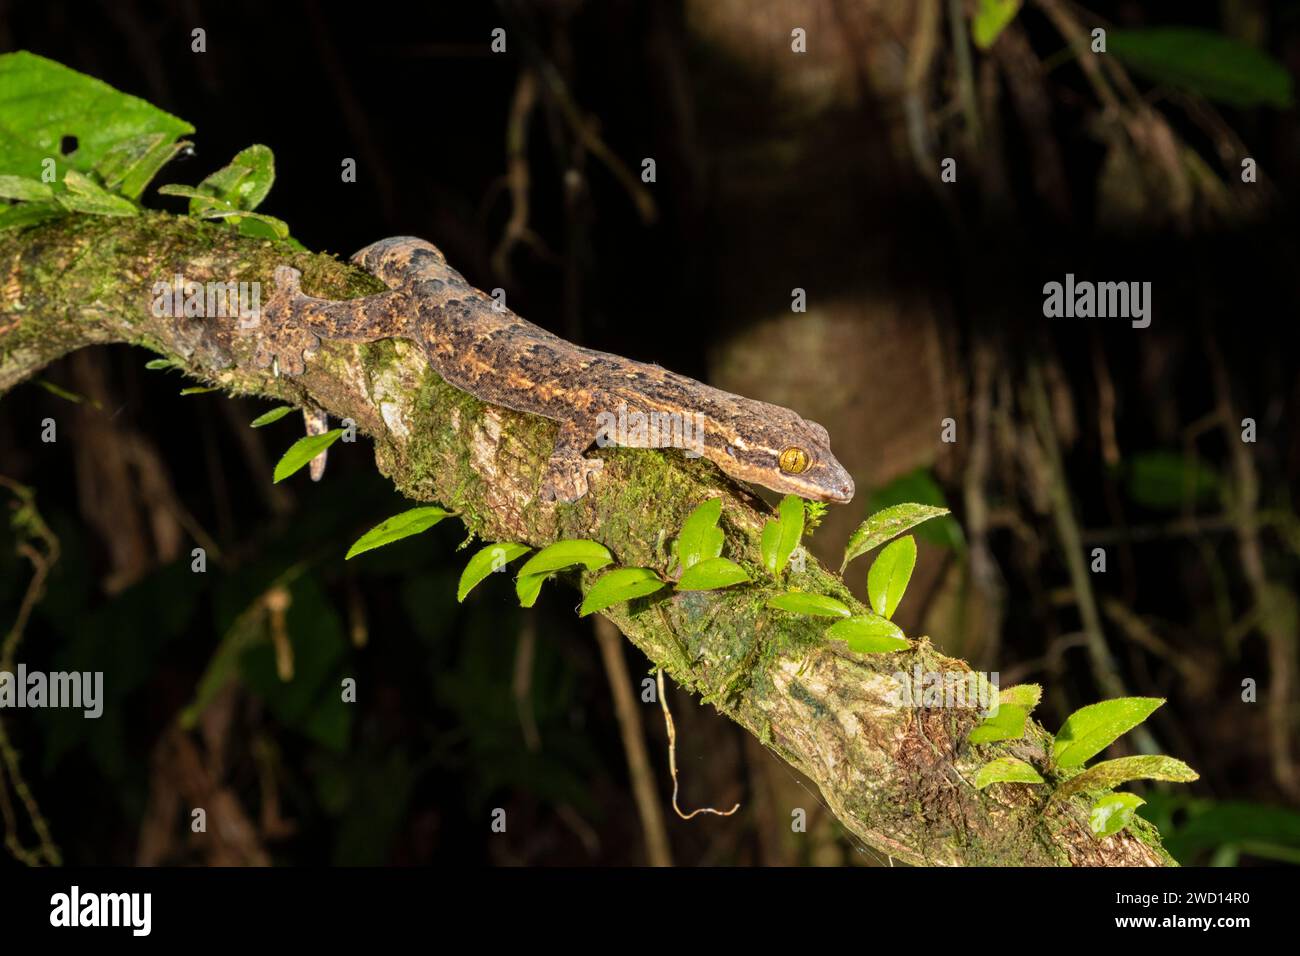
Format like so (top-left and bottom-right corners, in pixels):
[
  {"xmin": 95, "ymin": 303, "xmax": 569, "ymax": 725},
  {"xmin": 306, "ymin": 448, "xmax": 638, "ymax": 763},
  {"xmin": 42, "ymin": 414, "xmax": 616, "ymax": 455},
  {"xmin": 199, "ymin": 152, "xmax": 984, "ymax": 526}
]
[{"xmin": 253, "ymin": 237, "xmax": 855, "ymax": 505}]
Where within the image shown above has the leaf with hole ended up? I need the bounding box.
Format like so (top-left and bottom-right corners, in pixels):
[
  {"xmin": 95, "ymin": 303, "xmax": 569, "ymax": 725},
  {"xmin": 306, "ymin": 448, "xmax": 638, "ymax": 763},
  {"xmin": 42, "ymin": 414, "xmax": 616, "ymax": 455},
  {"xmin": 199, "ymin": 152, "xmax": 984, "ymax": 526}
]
[
  {"xmin": 1053, "ymin": 697, "xmax": 1164, "ymax": 769},
  {"xmin": 0, "ymin": 51, "xmax": 193, "ymax": 181},
  {"xmin": 250, "ymin": 406, "xmax": 296, "ymax": 427},
  {"xmin": 273, "ymin": 428, "xmax": 344, "ymax": 483},
  {"xmin": 761, "ymin": 494, "xmax": 804, "ymax": 577},
  {"xmin": 517, "ymin": 540, "xmax": 613, "ymax": 578},
  {"xmin": 676, "ymin": 498, "xmax": 725, "ymax": 571},
  {"xmin": 826, "ymin": 614, "xmax": 909, "ymax": 653},
  {"xmin": 842, "ymin": 502, "xmax": 949, "ymax": 571},
  {"xmin": 345, "ymin": 506, "xmax": 452, "ymax": 560},
  {"xmin": 1054, "ymin": 755, "xmax": 1198, "ymax": 801},
  {"xmin": 866, "ymin": 535, "xmax": 916, "ymax": 620},
  {"xmin": 969, "ymin": 703, "xmax": 1028, "ymax": 744},
  {"xmin": 1089, "ymin": 793, "xmax": 1146, "ymax": 839},
  {"xmin": 676, "ymin": 556, "xmax": 749, "ymax": 591},
  {"xmin": 974, "ymin": 757, "xmax": 1044, "ymax": 789},
  {"xmin": 458, "ymin": 543, "xmax": 531, "ymax": 602},
  {"xmin": 580, "ymin": 568, "xmax": 666, "ymax": 616}
]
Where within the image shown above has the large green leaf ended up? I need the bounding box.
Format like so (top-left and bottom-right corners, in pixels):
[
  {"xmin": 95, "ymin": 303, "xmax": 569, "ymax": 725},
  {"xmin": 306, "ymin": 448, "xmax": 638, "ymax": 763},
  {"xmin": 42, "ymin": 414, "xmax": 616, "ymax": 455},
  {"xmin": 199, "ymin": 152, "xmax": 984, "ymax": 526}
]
[
  {"xmin": 765, "ymin": 591, "xmax": 851, "ymax": 618},
  {"xmin": 458, "ymin": 542, "xmax": 531, "ymax": 602},
  {"xmin": 1054, "ymin": 755, "xmax": 1199, "ymax": 800},
  {"xmin": 517, "ymin": 539, "xmax": 613, "ymax": 577},
  {"xmin": 825, "ymin": 614, "xmax": 909, "ymax": 653},
  {"xmin": 579, "ymin": 567, "xmax": 665, "ymax": 616},
  {"xmin": 516, "ymin": 572, "xmax": 550, "ymax": 608},
  {"xmin": 676, "ymin": 498, "xmax": 725, "ymax": 571},
  {"xmin": 192, "ymin": 144, "xmax": 275, "ymax": 212},
  {"xmin": 761, "ymin": 494, "xmax": 804, "ymax": 576},
  {"xmin": 974, "ymin": 757, "xmax": 1044, "ymax": 789},
  {"xmin": 676, "ymin": 556, "xmax": 749, "ymax": 591},
  {"xmin": 273, "ymin": 429, "xmax": 344, "ymax": 482},
  {"xmin": 841, "ymin": 502, "xmax": 949, "ymax": 571},
  {"xmin": 0, "ymin": 51, "xmax": 193, "ymax": 180},
  {"xmin": 864, "ymin": 470, "xmax": 963, "ymax": 550},
  {"xmin": 1108, "ymin": 28, "xmax": 1293, "ymax": 108},
  {"xmin": 1053, "ymin": 697, "xmax": 1164, "ymax": 769},
  {"xmin": 1090, "ymin": 793, "xmax": 1146, "ymax": 839},
  {"xmin": 345, "ymin": 506, "xmax": 452, "ymax": 560},
  {"xmin": 866, "ymin": 535, "xmax": 916, "ymax": 620}
]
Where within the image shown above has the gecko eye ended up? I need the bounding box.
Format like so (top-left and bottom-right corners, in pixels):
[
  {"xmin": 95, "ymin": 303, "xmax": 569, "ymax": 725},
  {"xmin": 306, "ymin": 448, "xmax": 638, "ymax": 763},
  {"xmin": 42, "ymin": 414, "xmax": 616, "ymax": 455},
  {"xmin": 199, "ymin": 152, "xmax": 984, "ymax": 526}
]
[
  {"xmin": 724, "ymin": 445, "xmax": 736, "ymax": 457},
  {"xmin": 779, "ymin": 447, "xmax": 811, "ymax": 474}
]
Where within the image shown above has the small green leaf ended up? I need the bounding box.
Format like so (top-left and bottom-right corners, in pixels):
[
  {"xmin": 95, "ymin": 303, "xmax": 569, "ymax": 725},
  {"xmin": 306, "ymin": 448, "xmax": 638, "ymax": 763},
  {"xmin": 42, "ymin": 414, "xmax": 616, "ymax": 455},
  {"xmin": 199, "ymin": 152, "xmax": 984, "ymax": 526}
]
[
  {"xmin": 0, "ymin": 201, "xmax": 60, "ymax": 230},
  {"xmin": 1089, "ymin": 793, "xmax": 1146, "ymax": 839},
  {"xmin": 580, "ymin": 567, "xmax": 666, "ymax": 616},
  {"xmin": 144, "ymin": 358, "xmax": 178, "ymax": 371},
  {"xmin": 458, "ymin": 543, "xmax": 531, "ymax": 602},
  {"xmin": 866, "ymin": 535, "xmax": 916, "ymax": 620},
  {"xmin": 1108, "ymin": 28, "xmax": 1293, "ymax": 109},
  {"xmin": 842, "ymin": 503, "xmax": 949, "ymax": 571},
  {"xmin": 969, "ymin": 703, "xmax": 1028, "ymax": 744},
  {"xmin": 999, "ymin": 683, "xmax": 1043, "ymax": 711},
  {"xmin": 826, "ymin": 614, "xmax": 909, "ymax": 653},
  {"xmin": 761, "ymin": 494, "xmax": 805, "ymax": 576},
  {"xmin": 157, "ymin": 183, "xmax": 232, "ymax": 211},
  {"xmin": 273, "ymin": 428, "xmax": 344, "ymax": 483},
  {"xmin": 516, "ymin": 573, "xmax": 550, "ymax": 608},
  {"xmin": 518, "ymin": 539, "xmax": 613, "ymax": 578},
  {"xmin": 95, "ymin": 133, "xmax": 190, "ymax": 200},
  {"xmin": 250, "ymin": 406, "xmax": 296, "ymax": 427},
  {"xmin": 676, "ymin": 498, "xmax": 725, "ymax": 571},
  {"xmin": 56, "ymin": 170, "xmax": 137, "ymax": 217},
  {"xmin": 179, "ymin": 386, "xmax": 218, "ymax": 395},
  {"xmin": 676, "ymin": 556, "xmax": 750, "ymax": 591},
  {"xmin": 1053, "ymin": 697, "xmax": 1165, "ymax": 769},
  {"xmin": 1054, "ymin": 755, "xmax": 1199, "ymax": 801},
  {"xmin": 971, "ymin": 0, "xmax": 1022, "ymax": 51},
  {"xmin": 974, "ymin": 757, "xmax": 1044, "ymax": 789},
  {"xmin": 345, "ymin": 506, "xmax": 452, "ymax": 560},
  {"xmin": 195, "ymin": 144, "xmax": 275, "ymax": 211},
  {"xmin": 766, "ymin": 591, "xmax": 851, "ymax": 618},
  {"xmin": 0, "ymin": 174, "xmax": 53, "ymax": 201}
]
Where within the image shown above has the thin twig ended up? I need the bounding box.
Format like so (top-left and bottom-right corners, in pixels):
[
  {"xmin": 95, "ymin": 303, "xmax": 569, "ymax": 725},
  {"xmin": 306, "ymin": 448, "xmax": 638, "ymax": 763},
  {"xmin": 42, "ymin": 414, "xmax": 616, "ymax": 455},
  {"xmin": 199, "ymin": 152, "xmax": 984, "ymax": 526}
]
[{"xmin": 657, "ymin": 668, "xmax": 738, "ymax": 821}]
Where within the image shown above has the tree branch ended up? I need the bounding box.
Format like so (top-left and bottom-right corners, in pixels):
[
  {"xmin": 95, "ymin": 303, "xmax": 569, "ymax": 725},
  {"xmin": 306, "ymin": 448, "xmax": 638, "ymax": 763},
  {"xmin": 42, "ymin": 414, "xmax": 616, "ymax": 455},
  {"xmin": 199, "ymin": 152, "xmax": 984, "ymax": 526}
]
[{"xmin": 0, "ymin": 212, "xmax": 1173, "ymax": 865}]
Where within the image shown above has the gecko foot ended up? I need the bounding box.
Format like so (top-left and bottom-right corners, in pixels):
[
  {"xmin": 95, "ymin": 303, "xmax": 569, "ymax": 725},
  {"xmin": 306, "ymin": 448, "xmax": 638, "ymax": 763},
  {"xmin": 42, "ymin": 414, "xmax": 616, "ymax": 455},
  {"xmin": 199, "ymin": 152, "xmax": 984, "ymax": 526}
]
[
  {"xmin": 251, "ymin": 266, "xmax": 320, "ymax": 376},
  {"xmin": 539, "ymin": 455, "xmax": 603, "ymax": 504}
]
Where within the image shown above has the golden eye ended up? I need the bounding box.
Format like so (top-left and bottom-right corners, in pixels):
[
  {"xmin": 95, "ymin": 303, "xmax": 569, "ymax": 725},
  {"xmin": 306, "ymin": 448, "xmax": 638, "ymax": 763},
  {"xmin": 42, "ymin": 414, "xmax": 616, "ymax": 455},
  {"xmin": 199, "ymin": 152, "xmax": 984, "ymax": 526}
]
[{"xmin": 779, "ymin": 447, "xmax": 810, "ymax": 474}]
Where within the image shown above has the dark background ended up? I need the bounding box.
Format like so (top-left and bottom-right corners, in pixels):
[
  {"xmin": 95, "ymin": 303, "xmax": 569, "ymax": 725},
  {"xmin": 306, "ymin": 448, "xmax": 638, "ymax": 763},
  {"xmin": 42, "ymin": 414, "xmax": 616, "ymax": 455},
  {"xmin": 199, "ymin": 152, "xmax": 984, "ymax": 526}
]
[{"xmin": 1, "ymin": 0, "xmax": 1298, "ymax": 866}]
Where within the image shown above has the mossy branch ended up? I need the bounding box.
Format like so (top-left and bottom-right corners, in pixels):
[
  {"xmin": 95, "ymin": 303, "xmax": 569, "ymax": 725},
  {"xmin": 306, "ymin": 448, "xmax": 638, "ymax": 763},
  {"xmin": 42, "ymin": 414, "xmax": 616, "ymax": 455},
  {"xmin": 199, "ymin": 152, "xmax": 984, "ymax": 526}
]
[{"xmin": 0, "ymin": 212, "xmax": 1173, "ymax": 866}]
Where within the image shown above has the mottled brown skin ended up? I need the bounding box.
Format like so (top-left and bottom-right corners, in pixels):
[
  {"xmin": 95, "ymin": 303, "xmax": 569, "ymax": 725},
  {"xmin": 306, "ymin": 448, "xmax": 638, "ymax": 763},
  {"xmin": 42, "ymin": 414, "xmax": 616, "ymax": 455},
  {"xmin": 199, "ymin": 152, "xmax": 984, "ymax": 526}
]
[{"xmin": 256, "ymin": 237, "xmax": 855, "ymax": 504}]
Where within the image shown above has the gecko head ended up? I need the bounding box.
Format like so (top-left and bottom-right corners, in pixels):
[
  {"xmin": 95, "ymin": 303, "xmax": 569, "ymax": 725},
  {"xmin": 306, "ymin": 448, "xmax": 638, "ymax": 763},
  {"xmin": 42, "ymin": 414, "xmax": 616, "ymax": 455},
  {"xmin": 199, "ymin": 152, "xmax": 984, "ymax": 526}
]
[{"xmin": 703, "ymin": 407, "xmax": 855, "ymax": 504}]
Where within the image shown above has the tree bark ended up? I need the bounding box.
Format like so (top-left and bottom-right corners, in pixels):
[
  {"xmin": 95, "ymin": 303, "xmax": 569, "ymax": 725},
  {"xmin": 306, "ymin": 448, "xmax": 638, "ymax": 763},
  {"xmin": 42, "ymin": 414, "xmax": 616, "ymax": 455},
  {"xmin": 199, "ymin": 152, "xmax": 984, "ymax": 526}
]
[{"xmin": 0, "ymin": 212, "xmax": 1173, "ymax": 866}]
